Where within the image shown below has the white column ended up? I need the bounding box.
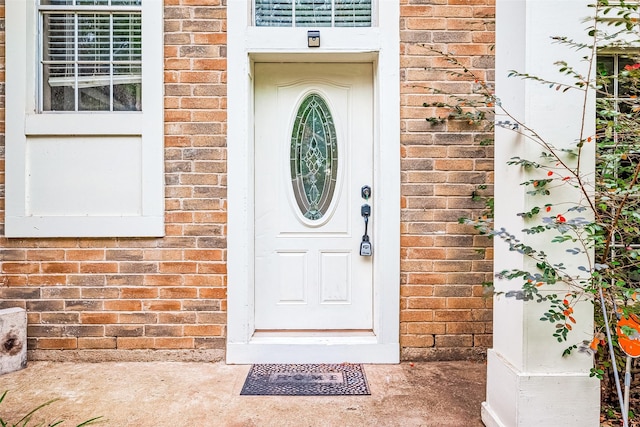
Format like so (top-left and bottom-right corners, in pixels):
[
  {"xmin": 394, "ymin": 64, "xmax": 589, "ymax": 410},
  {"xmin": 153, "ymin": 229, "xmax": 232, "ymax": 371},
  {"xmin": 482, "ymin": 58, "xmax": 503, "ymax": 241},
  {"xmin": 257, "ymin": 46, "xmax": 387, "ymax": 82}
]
[{"xmin": 482, "ymin": 1, "xmax": 600, "ymax": 426}]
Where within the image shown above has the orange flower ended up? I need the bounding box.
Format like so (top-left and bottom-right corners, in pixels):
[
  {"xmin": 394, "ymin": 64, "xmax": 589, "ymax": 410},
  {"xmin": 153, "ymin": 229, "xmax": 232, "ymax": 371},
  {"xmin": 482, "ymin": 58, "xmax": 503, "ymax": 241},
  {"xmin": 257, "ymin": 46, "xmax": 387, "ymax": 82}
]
[
  {"xmin": 557, "ymin": 214, "xmax": 566, "ymax": 223},
  {"xmin": 547, "ymin": 171, "xmax": 553, "ymax": 176}
]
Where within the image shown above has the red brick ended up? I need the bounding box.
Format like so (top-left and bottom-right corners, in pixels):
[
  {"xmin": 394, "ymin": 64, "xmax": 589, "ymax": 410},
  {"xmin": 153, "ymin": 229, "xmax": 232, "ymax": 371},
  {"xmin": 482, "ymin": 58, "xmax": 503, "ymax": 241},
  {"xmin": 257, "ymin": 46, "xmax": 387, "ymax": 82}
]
[
  {"xmin": 435, "ymin": 335, "xmax": 474, "ymax": 347},
  {"xmin": 143, "ymin": 275, "xmax": 183, "ymax": 286},
  {"xmin": 104, "ymin": 300, "xmax": 143, "ymax": 311},
  {"xmin": 154, "ymin": 338, "xmax": 194, "ymax": 349},
  {"xmin": 401, "ymin": 335, "xmax": 435, "ymax": 348},
  {"xmin": 406, "ymin": 322, "xmax": 446, "ymax": 335},
  {"xmin": 159, "ymin": 287, "xmax": 198, "ymax": 299},
  {"xmin": 183, "ymin": 324, "xmax": 223, "ymax": 336},
  {"xmin": 118, "ymin": 313, "xmax": 158, "ymax": 324},
  {"xmin": 78, "ymin": 338, "xmax": 117, "ymax": 349},
  {"xmin": 65, "ymin": 250, "xmax": 105, "ymax": 261},
  {"xmin": 120, "ymin": 288, "xmax": 159, "ymax": 299},
  {"xmin": 37, "ymin": 338, "xmax": 77, "ymax": 350},
  {"xmin": 446, "ymin": 297, "xmax": 486, "ymax": 309},
  {"xmin": 80, "ymin": 263, "xmax": 119, "ymax": 273},
  {"xmin": 2, "ymin": 263, "xmax": 39, "ymax": 274},
  {"xmin": 146, "ymin": 325, "xmax": 183, "ymax": 337},
  {"xmin": 80, "ymin": 313, "xmax": 118, "ymax": 324},
  {"xmin": 400, "ymin": 310, "xmax": 434, "ymax": 322},
  {"xmin": 142, "ymin": 300, "xmax": 183, "ymax": 311},
  {"xmin": 158, "ymin": 262, "xmax": 198, "ymax": 274},
  {"xmin": 198, "ymin": 287, "xmax": 226, "ymax": 299},
  {"xmin": 40, "ymin": 262, "xmax": 79, "ymax": 274},
  {"xmin": 117, "ymin": 337, "xmax": 155, "ymax": 349}
]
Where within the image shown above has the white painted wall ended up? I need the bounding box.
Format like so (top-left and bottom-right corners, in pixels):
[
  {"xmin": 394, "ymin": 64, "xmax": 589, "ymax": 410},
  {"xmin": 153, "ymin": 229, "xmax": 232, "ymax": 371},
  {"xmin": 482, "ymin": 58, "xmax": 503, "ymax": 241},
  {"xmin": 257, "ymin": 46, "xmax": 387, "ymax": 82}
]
[{"xmin": 483, "ymin": 1, "xmax": 600, "ymax": 425}]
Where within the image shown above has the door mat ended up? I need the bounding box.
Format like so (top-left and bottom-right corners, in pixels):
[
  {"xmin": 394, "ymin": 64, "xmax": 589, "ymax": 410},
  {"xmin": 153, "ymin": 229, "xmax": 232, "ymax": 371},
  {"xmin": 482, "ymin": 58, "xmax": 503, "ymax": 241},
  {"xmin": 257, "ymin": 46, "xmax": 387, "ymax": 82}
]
[{"xmin": 240, "ymin": 363, "xmax": 370, "ymax": 396}]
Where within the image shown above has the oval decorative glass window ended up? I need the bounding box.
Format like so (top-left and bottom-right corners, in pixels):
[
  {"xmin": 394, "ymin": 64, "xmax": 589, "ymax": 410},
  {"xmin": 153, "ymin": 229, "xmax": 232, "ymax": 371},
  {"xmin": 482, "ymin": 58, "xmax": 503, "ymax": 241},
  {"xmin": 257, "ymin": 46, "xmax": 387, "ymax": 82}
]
[{"xmin": 290, "ymin": 93, "xmax": 338, "ymax": 220}]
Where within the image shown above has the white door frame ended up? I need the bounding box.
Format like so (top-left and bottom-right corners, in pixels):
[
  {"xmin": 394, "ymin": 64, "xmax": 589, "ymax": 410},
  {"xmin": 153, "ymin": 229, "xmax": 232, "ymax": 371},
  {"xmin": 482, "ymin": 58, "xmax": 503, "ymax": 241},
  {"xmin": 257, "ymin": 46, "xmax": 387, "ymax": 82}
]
[{"xmin": 226, "ymin": 1, "xmax": 400, "ymax": 364}]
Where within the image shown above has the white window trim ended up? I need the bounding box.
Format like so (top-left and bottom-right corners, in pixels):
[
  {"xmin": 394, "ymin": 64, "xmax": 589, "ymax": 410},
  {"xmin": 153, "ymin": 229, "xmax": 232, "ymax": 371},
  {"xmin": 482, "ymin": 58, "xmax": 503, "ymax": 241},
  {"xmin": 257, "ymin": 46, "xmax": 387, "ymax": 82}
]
[
  {"xmin": 226, "ymin": 0, "xmax": 400, "ymax": 363},
  {"xmin": 5, "ymin": 0, "xmax": 164, "ymax": 238}
]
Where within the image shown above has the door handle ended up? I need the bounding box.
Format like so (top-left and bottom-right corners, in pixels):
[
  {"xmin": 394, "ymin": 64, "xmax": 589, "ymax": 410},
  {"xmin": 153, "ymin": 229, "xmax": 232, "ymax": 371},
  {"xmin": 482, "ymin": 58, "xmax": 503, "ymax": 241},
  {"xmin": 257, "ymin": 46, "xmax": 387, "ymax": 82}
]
[
  {"xmin": 361, "ymin": 185, "xmax": 371, "ymax": 200},
  {"xmin": 360, "ymin": 186, "xmax": 372, "ymax": 256}
]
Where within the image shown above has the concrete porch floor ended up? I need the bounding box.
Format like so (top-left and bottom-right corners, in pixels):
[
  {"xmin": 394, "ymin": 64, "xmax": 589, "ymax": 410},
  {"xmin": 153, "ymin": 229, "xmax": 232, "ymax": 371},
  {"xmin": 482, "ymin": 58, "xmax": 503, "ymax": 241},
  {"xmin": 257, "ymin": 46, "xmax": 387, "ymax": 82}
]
[{"xmin": 0, "ymin": 361, "xmax": 486, "ymax": 426}]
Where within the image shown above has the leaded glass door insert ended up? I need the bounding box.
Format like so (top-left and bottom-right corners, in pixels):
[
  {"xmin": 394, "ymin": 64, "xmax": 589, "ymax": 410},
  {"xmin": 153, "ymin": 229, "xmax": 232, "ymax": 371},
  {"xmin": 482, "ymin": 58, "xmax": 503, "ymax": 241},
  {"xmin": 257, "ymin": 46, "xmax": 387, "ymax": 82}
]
[
  {"xmin": 254, "ymin": 63, "xmax": 373, "ymax": 330},
  {"xmin": 291, "ymin": 94, "xmax": 338, "ymax": 220}
]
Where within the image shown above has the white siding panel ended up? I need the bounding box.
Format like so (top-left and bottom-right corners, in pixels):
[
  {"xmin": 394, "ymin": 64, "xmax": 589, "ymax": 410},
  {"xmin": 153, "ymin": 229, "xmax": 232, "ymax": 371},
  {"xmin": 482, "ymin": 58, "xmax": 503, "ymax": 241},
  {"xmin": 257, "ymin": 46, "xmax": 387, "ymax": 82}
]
[{"xmin": 26, "ymin": 137, "xmax": 142, "ymax": 216}]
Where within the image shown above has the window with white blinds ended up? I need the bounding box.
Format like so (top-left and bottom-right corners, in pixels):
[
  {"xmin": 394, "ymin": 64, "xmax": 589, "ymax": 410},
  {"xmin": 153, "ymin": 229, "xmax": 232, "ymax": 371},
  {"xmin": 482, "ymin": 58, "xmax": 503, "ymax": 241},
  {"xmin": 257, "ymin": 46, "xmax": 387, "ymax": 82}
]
[
  {"xmin": 39, "ymin": 0, "xmax": 142, "ymax": 111},
  {"xmin": 254, "ymin": 0, "xmax": 372, "ymax": 27}
]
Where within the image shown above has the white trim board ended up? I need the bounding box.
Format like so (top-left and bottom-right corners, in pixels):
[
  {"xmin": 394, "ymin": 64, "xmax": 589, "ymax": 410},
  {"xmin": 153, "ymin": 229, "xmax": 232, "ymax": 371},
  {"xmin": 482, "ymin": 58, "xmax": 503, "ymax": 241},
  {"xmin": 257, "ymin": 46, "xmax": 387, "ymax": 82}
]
[{"xmin": 226, "ymin": 0, "xmax": 400, "ymax": 364}]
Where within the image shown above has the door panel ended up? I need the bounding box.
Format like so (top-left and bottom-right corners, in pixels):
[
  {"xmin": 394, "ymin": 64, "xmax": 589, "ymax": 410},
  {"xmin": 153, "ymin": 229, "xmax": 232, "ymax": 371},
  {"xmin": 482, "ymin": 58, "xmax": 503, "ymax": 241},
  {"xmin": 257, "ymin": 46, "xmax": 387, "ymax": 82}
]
[{"xmin": 254, "ymin": 63, "xmax": 373, "ymax": 330}]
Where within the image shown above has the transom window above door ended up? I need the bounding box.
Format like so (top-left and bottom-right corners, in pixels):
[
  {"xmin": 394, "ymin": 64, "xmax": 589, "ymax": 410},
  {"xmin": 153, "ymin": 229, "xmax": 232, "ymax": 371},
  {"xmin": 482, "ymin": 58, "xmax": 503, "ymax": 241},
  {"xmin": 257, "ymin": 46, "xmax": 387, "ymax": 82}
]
[
  {"xmin": 254, "ymin": 0, "xmax": 372, "ymax": 27},
  {"xmin": 38, "ymin": 0, "xmax": 142, "ymax": 112}
]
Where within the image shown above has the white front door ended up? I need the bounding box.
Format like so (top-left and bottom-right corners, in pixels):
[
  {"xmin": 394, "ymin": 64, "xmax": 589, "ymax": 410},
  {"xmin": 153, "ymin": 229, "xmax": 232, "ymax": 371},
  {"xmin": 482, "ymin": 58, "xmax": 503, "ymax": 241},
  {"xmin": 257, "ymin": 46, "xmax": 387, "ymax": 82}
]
[{"xmin": 254, "ymin": 63, "xmax": 373, "ymax": 331}]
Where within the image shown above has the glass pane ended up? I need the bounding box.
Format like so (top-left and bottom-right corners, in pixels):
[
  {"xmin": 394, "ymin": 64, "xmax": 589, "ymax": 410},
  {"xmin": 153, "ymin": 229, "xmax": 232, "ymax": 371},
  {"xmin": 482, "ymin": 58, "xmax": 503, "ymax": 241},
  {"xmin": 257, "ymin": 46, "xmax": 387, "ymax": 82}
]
[
  {"xmin": 77, "ymin": 0, "xmax": 110, "ymax": 5},
  {"xmin": 111, "ymin": 0, "xmax": 142, "ymax": 5},
  {"xmin": 255, "ymin": 0, "xmax": 293, "ymax": 26},
  {"xmin": 77, "ymin": 14, "xmax": 111, "ymax": 62},
  {"xmin": 295, "ymin": 0, "xmax": 332, "ymax": 27},
  {"xmin": 41, "ymin": 1, "xmax": 142, "ymax": 7},
  {"xmin": 619, "ymin": 56, "xmax": 640, "ymax": 98},
  {"xmin": 113, "ymin": 14, "xmax": 142, "ymax": 61},
  {"xmin": 335, "ymin": 0, "xmax": 372, "ymax": 27},
  {"xmin": 290, "ymin": 94, "xmax": 338, "ymax": 220},
  {"xmin": 40, "ymin": 5, "xmax": 141, "ymax": 111},
  {"xmin": 113, "ymin": 64, "xmax": 141, "ymax": 111},
  {"xmin": 47, "ymin": 84, "xmax": 76, "ymax": 111},
  {"xmin": 42, "ymin": 13, "xmax": 75, "ymax": 110},
  {"xmin": 43, "ymin": 13, "xmax": 75, "ymax": 65},
  {"xmin": 40, "ymin": 1, "xmax": 74, "ymax": 5},
  {"xmin": 78, "ymin": 65, "xmax": 110, "ymax": 110},
  {"xmin": 596, "ymin": 57, "xmax": 614, "ymax": 98},
  {"xmin": 254, "ymin": 0, "xmax": 371, "ymax": 27}
]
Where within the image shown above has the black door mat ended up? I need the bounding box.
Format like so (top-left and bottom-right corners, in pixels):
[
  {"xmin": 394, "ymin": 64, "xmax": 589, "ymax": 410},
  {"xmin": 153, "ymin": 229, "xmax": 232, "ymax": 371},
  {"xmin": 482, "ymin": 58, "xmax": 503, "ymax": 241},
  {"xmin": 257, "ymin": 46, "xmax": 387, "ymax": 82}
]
[{"xmin": 240, "ymin": 363, "xmax": 370, "ymax": 396}]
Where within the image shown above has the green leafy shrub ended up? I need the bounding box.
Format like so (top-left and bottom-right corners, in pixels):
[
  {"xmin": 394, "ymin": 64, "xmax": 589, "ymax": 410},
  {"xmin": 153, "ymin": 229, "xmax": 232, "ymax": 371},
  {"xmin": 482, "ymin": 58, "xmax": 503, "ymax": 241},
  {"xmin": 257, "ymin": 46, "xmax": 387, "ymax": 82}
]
[{"xmin": 424, "ymin": 1, "xmax": 640, "ymax": 425}]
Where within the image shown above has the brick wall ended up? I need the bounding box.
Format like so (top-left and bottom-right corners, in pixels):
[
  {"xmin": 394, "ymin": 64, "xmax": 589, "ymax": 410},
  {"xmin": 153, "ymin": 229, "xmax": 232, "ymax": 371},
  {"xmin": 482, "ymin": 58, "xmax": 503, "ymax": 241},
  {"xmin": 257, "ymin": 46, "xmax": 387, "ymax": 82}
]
[
  {"xmin": 0, "ymin": 0, "xmax": 494, "ymax": 362},
  {"xmin": 0, "ymin": 0, "xmax": 228, "ymax": 361},
  {"xmin": 399, "ymin": 0, "xmax": 495, "ymax": 360}
]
